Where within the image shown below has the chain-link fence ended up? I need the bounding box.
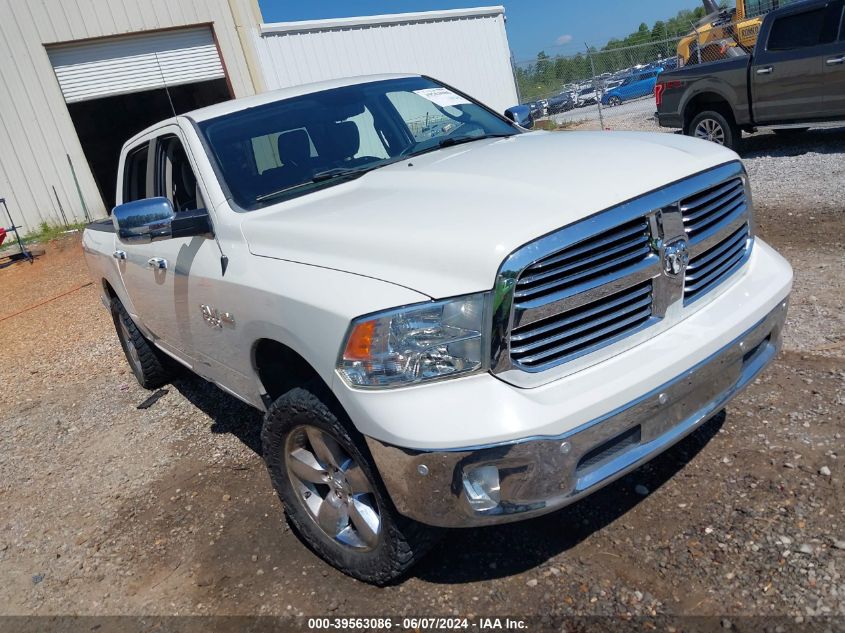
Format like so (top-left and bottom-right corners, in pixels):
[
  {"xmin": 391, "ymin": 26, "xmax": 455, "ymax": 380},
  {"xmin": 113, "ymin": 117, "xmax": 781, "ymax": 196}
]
[{"xmin": 515, "ymin": 10, "xmax": 765, "ymax": 133}]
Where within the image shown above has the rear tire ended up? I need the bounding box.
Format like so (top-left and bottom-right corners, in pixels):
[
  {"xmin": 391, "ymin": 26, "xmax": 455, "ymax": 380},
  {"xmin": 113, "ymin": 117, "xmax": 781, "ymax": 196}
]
[
  {"xmin": 110, "ymin": 297, "xmax": 177, "ymax": 389},
  {"xmin": 261, "ymin": 386, "xmax": 439, "ymax": 585},
  {"xmin": 687, "ymin": 110, "xmax": 741, "ymax": 151}
]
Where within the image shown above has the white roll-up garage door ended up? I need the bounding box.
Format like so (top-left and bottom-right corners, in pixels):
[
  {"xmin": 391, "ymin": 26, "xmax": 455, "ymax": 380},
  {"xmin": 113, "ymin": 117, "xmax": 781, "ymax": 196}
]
[{"xmin": 47, "ymin": 27, "xmax": 225, "ymax": 103}]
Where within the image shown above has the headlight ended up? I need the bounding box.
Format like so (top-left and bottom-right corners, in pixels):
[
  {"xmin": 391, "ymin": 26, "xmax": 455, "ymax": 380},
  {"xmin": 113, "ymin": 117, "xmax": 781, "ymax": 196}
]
[{"xmin": 337, "ymin": 294, "xmax": 488, "ymax": 388}]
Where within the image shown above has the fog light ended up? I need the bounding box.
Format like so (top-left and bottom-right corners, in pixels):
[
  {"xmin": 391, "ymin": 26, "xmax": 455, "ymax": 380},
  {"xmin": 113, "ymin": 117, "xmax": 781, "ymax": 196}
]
[{"xmin": 462, "ymin": 465, "xmax": 501, "ymax": 512}]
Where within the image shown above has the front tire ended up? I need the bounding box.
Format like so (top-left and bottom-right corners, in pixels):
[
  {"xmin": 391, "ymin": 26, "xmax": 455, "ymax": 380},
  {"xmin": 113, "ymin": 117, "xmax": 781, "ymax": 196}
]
[
  {"xmin": 608, "ymin": 96, "xmax": 622, "ymax": 107},
  {"xmin": 110, "ymin": 297, "xmax": 177, "ymax": 389},
  {"xmin": 688, "ymin": 110, "xmax": 740, "ymax": 151},
  {"xmin": 261, "ymin": 386, "xmax": 438, "ymax": 585}
]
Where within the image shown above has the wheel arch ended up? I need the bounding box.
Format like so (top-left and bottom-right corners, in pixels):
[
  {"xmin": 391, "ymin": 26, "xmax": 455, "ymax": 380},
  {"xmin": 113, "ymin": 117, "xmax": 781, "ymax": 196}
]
[
  {"xmin": 102, "ymin": 278, "xmax": 118, "ymax": 300},
  {"xmin": 683, "ymin": 91, "xmax": 737, "ymax": 133},
  {"xmin": 252, "ymin": 337, "xmax": 335, "ymax": 407}
]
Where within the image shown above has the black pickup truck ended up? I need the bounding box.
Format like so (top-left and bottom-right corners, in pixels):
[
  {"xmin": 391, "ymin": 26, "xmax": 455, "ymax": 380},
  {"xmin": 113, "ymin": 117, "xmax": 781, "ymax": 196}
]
[{"xmin": 657, "ymin": 0, "xmax": 845, "ymax": 149}]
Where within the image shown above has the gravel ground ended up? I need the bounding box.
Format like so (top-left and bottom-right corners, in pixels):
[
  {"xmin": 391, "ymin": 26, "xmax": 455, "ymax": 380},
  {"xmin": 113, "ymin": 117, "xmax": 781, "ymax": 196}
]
[{"xmin": 0, "ymin": 134, "xmax": 843, "ymax": 625}]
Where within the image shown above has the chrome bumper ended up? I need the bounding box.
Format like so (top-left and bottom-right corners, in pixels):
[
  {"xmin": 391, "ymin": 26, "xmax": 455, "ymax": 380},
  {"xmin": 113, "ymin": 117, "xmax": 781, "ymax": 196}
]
[{"xmin": 366, "ymin": 299, "xmax": 787, "ymax": 528}]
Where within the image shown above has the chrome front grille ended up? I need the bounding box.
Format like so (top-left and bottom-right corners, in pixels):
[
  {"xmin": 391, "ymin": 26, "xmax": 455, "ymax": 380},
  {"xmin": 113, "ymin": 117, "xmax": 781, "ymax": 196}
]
[
  {"xmin": 685, "ymin": 223, "xmax": 751, "ymax": 303},
  {"xmin": 510, "ymin": 281, "xmax": 653, "ymax": 368},
  {"xmin": 681, "ymin": 176, "xmax": 752, "ymax": 304},
  {"xmin": 514, "ymin": 218, "xmax": 651, "ymax": 304},
  {"xmin": 681, "ymin": 178, "xmax": 746, "ymax": 242},
  {"xmin": 491, "ymin": 162, "xmax": 753, "ymax": 388}
]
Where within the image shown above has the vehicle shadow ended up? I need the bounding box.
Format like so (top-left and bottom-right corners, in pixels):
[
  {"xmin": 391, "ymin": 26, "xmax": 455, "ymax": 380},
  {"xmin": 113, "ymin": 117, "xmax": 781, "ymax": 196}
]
[
  {"xmin": 413, "ymin": 411, "xmax": 726, "ymax": 584},
  {"xmin": 739, "ymin": 125, "xmax": 845, "ymax": 159},
  {"xmin": 170, "ymin": 373, "xmax": 264, "ymax": 455}
]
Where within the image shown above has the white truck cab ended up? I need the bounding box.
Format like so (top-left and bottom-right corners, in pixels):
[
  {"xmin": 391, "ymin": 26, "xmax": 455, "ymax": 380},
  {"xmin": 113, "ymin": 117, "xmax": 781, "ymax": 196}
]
[{"xmin": 83, "ymin": 74, "xmax": 792, "ymax": 584}]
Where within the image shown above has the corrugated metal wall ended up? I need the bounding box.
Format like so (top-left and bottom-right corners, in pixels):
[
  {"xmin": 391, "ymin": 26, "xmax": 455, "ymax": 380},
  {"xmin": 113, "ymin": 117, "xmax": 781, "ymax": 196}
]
[
  {"xmin": 0, "ymin": 0, "xmax": 262, "ymax": 233},
  {"xmin": 255, "ymin": 7, "xmax": 519, "ymax": 115}
]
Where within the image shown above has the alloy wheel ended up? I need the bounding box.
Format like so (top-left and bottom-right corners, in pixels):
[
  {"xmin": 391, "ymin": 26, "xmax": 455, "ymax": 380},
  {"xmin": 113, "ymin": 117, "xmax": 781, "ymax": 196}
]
[
  {"xmin": 285, "ymin": 425, "xmax": 381, "ymax": 550},
  {"xmin": 694, "ymin": 118, "xmax": 726, "ymax": 145}
]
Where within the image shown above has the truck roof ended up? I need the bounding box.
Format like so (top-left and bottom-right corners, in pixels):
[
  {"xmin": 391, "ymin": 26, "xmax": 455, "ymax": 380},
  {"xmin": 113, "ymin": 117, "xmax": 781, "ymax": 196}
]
[
  {"xmin": 190, "ymin": 73, "xmax": 420, "ymax": 122},
  {"xmin": 123, "ymin": 73, "xmax": 420, "ymax": 147}
]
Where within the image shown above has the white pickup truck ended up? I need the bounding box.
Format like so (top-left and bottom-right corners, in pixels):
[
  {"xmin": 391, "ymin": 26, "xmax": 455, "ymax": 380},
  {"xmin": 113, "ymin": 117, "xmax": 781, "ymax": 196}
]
[{"xmin": 83, "ymin": 74, "xmax": 792, "ymax": 584}]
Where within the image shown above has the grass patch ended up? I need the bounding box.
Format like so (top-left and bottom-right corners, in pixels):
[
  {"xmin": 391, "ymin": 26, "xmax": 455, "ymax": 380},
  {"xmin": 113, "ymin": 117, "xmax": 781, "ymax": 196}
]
[
  {"xmin": 24, "ymin": 221, "xmax": 88, "ymax": 244},
  {"xmin": 534, "ymin": 118, "xmax": 585, "ymax": 131},
  {"xmin": 0, "ymin": 221, "xmax": 88, "ymax": 256}
]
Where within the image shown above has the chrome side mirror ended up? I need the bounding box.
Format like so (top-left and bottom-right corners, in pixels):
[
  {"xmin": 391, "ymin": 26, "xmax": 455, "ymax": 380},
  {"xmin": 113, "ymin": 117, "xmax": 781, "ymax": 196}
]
[
  {"xmin": 504, "ymin": 105, "xmax": 534, "ymax": 130},
  {"xmin": 113, "ymin": 198, "xmax": 175, "ymax": 244},
  {"xmin": 113, "ymin": 197, "xmax": 212, "ymax": 244}
]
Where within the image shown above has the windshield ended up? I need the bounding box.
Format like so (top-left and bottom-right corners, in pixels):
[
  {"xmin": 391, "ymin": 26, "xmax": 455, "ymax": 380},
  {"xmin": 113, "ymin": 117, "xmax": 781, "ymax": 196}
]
[{"xmin": 197, "ymin": 76, "xmax": 518, "ymax": 210}]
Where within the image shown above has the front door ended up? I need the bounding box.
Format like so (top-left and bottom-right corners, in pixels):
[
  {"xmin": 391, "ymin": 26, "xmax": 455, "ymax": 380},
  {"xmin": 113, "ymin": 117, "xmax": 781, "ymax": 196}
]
[
  {"xmin": 751, "ymin": 2, "xmax": 840, "ymax": 123},
  {"xmin": 116, "ymin": 127, "xmax": 221, "ymax": 363}
]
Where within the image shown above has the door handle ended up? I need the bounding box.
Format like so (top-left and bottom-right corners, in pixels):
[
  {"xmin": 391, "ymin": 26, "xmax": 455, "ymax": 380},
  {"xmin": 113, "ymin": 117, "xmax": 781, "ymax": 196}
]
[
  {"xmin": 147, "ymin": 257, "xmax": 168, "ymax": 270},
  {"xmin": 756, "ymin": 66, "xmax": 773, "ymax": 75},
  {"xmin": 112, "ymin": 250, "xmax": 127, "ymax": 260},
  {"xmin": 826, "ymin": 57, "xmax": 845, "ymax": 66}
]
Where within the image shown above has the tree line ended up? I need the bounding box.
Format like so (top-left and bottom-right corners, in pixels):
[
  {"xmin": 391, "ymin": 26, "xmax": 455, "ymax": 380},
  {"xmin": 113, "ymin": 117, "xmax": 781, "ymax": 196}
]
[{"xmin": 515, "ymin": 3, "xmax": 726, "ymax": 102}]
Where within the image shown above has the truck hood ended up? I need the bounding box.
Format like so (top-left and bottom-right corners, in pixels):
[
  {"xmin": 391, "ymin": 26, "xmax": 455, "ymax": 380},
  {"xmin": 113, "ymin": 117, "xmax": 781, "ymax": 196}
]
[{"xmin": 241, "ymin": 131, "xmax": 738, "ymax": 298}]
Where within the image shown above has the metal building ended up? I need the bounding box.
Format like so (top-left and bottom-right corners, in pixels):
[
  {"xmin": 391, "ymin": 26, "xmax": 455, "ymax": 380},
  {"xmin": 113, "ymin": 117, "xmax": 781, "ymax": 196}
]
[
  {"xmin": 0, "ymin": 3, "xmax": 518, "ymax": 233},
  {"xmin": 255, "ymin": 6, "xmax": 519, "ymax": 115},
  {"xmin": 0, "ymin": 0, "xmax": 264, "ymax": 233}
]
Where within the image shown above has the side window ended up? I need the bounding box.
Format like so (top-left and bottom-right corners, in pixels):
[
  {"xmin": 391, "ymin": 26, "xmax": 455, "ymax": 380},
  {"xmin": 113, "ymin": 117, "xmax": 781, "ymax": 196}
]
[
  {"xmin": 155, "ymin": 135, "xmax": 205, "ymax": 213},
  {"xmin": 767, "ymin": 8, "xmax": 829, "ymax": 50},
  {"xmin": 122, "ymin": 143, "xmax": 150, "ymax": 203},
  {"xmin": 824, "ymin": 1, "xmax": 844, "ymax": 42}
]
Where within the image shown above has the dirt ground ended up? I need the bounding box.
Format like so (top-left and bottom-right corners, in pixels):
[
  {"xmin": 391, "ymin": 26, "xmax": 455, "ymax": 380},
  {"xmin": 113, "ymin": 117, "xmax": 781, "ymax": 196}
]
[{"xmin": 0, "ymin": 134, "xmax": 843, "ymax": 623}]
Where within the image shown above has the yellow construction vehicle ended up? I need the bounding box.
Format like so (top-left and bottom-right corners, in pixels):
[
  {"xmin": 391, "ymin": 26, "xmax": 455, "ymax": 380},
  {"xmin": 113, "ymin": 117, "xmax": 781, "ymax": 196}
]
[{"xmin": 677, "ymin": 0, "xmax": 801, "ymax": 65}]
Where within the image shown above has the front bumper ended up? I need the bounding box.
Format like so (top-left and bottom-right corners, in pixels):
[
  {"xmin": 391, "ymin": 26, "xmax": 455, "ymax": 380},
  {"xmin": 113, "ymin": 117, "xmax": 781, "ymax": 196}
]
[{"xmin": 366, "ymin": 299, "xmax": 787, "ymax": 527}]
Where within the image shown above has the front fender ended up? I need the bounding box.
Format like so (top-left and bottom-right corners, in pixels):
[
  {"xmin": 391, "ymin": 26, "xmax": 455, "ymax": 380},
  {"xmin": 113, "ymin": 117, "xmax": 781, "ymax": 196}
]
[{"xmin": 223, "ymin": 257, "xmax": 430, "ymax": 409}]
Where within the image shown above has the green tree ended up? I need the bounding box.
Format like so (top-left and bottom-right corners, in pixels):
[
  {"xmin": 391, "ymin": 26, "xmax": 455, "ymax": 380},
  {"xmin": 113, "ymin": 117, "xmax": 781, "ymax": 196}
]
[{"xmin": 515, "ymin": 4, "xmax": 715, "ymax": 102}]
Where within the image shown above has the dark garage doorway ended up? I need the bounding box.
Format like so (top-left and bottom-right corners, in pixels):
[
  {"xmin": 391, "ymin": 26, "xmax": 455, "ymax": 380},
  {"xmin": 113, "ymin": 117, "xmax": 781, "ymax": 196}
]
[{"xmin": 67, "ymin": 78, "xmax": 231, "ymax": 211}]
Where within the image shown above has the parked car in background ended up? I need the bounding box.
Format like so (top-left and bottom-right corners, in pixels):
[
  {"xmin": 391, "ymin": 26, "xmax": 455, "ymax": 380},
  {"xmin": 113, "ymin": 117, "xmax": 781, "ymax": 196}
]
[
  {"xmin": 525, "ymin": 99, "xmax": 548, "ymax": 118},
  {"xmin": 661, "ymin": 57, "xmax": 679, "ymax": 71},
  {"xmin": 657, "ymin": 0, "xmax": 845, "ymax": 150},
  {"xmin": 603, "ymin": 67, "xmax": 664, "ymax": 106},
  {"xmin": 548, "ymin": 92, "xmax": 575, "ymax": 114},
  {"xmin": 575, "ymin": 86, "xmax": 599, "ymax": 107},
  {"xmin": 83, "ymin": 73, "xmax": 792, "ymax": 585},
  {"xmin": 504, "ymin": 104, "xmax": 535, "ymax": 129}
]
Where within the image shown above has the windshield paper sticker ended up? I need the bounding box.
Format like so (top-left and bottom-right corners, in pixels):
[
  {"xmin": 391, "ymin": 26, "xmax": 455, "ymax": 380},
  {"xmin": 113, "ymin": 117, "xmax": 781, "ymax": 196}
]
[{"xmin": 413, "ymin": 88, "xmax": 471, "ymax": 108}]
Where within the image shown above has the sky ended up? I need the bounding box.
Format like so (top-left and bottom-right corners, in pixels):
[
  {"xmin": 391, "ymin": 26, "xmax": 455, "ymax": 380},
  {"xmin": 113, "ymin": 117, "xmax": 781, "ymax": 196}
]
[{"xmin": 258, "ymin": 0, "xmax": 705, "ymax": 62}]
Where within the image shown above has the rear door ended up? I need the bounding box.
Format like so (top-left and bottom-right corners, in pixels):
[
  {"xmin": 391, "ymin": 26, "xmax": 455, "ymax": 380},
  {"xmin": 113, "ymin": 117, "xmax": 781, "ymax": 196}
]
[
  {"xmin": 751, "ymin": 1, "xmax": 841, "ymax": 123},
  {"xmin": 822, "ymin": 2, "xmax": 845, "ymax": 116}
]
